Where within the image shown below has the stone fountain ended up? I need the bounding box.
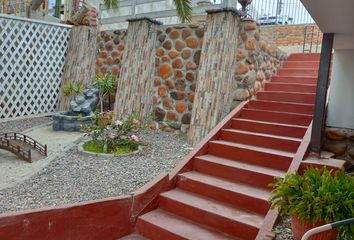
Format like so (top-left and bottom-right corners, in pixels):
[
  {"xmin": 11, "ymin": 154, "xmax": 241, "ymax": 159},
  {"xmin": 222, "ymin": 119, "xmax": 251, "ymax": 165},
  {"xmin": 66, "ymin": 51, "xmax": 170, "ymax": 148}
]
[{"xmin": 53, "ymin": 87, "xmax": 99, "ymax": 131}]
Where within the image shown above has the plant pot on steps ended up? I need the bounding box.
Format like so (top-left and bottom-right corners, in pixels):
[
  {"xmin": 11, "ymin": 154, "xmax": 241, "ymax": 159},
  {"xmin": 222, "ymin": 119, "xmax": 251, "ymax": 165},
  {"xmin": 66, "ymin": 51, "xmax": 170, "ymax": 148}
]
[{"xmin": 291, "ymin": 215, "xmax": 338, "ymax": 240}]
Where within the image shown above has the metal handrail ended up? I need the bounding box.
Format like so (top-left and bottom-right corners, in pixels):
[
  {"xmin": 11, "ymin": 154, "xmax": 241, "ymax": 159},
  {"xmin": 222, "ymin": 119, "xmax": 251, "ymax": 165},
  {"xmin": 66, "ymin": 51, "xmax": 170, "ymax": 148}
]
[{"xmin": 301, "ymin": 218, "xmax": 354, "ymax": 240}]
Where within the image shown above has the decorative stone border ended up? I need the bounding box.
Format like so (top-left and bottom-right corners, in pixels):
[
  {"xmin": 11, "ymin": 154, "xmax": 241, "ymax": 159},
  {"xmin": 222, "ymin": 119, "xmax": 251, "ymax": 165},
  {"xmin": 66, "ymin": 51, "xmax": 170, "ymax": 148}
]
[{"xmin": 77, "ymin": 139, "xmax": 142, "ymax": 159}]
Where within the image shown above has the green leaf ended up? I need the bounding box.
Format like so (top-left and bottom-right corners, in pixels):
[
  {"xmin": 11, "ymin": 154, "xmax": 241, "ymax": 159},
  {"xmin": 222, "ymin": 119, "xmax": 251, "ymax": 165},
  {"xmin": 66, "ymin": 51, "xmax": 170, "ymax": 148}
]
[
  {"xmin": 103, "ymin": 0, "xmax": 119, "ymax": 9},
  {"xmin": 173, "ymin": 0, "xmax": 192, "ymax": 23}
]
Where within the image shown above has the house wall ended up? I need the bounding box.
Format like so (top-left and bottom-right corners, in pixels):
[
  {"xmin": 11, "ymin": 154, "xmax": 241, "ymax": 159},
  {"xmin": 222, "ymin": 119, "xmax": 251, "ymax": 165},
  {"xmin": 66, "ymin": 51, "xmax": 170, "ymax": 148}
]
[
  {"xmin": 324, "ymin": 50, "xmax": 354, "ymax": 163},
  {"xmin": 327, "ymin": 50, "xmax": 354, "ymax": 129}
]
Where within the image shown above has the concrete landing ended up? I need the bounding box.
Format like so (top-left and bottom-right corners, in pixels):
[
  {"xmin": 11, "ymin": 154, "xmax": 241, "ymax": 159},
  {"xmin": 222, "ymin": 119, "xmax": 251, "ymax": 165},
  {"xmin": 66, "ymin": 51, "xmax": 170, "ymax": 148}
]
[{"xmin": 0, "ymin": 123, "xmax": 83, "ymax": 190}]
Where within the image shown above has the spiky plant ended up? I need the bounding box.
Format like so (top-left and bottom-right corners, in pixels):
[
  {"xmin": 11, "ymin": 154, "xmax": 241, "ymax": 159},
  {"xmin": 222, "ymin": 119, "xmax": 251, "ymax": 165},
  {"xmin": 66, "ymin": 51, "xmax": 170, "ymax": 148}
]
[{"xmin": 103, "ymin": 0, "xmax": 192, "ymax": 23}]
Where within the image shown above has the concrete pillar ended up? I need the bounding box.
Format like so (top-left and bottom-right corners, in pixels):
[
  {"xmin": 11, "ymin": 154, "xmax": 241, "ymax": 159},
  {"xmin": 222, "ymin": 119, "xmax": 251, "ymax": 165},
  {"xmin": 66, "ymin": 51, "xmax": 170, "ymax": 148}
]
[
  {"xmin": 188, "ymin": 9, "xmax": 241, "ymax": 145},
  {"xmin": 114, "ymin": 18, "xmax": 161, "ymax": 119}
]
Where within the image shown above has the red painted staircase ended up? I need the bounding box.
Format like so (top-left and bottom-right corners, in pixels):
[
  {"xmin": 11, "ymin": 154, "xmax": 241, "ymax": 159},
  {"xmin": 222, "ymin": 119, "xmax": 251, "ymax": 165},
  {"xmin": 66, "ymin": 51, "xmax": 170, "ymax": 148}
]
[{"xmin": 121, "ymin": 53, "xmax": 320, "ymax": 240}]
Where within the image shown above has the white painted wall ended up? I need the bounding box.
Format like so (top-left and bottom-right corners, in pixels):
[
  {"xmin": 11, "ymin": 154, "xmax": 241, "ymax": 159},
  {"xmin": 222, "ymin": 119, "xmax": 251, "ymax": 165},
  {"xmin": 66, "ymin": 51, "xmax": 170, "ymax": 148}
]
[{"xmin": 326, "ymin": 50, "xmax": 354, "ymax": 129}]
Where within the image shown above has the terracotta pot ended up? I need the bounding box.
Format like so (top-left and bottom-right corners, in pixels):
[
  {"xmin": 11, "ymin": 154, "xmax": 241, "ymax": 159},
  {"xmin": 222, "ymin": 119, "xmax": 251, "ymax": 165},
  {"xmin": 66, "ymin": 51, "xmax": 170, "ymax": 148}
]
[{"xmin": 291, "ymin": 215, "xmax": 337, "ymax": 240}]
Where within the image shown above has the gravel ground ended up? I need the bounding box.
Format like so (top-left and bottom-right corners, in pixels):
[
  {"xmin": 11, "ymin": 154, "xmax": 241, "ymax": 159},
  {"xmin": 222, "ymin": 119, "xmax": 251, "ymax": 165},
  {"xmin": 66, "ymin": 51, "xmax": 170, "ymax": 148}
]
[
  {"xmin": 0, "ymin": 116, "xmax": 52, "ymax": 134},
  {"xmin": 0, "ymin": 129, "xmax": 191, "ymax": 214},
  {"xmin": 274, "ymin": 217, "xmax": 294, "ymax": 240}
]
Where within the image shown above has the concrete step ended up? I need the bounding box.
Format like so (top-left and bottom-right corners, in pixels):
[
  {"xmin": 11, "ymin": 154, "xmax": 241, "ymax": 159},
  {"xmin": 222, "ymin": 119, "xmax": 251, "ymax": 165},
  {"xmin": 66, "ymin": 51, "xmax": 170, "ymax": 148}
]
[
  {"xmin": 282, "ymin": 61, "xmax": 319, "ymax": 69},
  {"xmin": 270, "ymin": 76, "xmax": 317, "ymax": 84},
  {"xmin": 276, "ymin": 68, "xmax": 318, "ymax": 77},
  {"xmin": 177, "ymin": 171, "xmax": 272, "ymax": 214},
  {"xmin": 208, "ymin": 140, "xmax": 294, "ymax": 171},
  {"xmin": 119, "ymin": 233, "xmax": 147, "ymax": 240},
  {"xmin": 257, "ymin": 91, "xmax": 316, "ymax": 104},
  {"xmin": 159, "ymin": 189, "xmax": 263, "ymax": 240},
  {"xmin": 247, "ymin": 99, "xmax": 314, "ymax": 115},
  {"xmin": 137, "ymin": 209, "xmax": 239, "ymax": 240},
  {"xmin": 264, "ymin": 82, "xmax": 316, "ymax": 93},
  {"xmin": 287, "ymin": 53, "xmax": 320, "ymax": 61},
  {"xmin": 193, "ymin": 154, "xmax": 285, "ymax": 188},
  {"xmin": 220, "ymin": 128, "xmax": 301, "ymax": 152},
  {"xmin": 231, "ymin": 118, "xmax": 307, "ymax": 138},
  {"xmin": 240, "ymin": 109, "xmax": 312, "ymax": 126}
]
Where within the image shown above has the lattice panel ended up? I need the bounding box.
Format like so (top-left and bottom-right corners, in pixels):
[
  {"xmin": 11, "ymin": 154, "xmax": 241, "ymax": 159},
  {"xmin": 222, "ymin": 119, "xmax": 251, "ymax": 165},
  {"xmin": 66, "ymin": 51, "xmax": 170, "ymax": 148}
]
[{"xmin": 0, "ymin": 15, "xmax": 71, "ymax": 119}]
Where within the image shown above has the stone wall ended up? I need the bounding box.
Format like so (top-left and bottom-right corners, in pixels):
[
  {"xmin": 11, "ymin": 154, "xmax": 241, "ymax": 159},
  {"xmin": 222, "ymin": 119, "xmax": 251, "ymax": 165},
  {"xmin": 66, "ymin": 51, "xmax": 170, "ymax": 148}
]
[
  {"xmin": 232, "ymin": 19, "xmax": 287, "ymax": 106},
  {"xmin": 96, "ymin": 30, "xmax": 127, "ymax": 79},
  {"xmin": 324, "ymin": 127, "xmax": 354, "ymax": 166},
  {"xmin": 95, "ymin": 17, "xmax": 286, "ymax": 134},
  {"xmin": 152, "ymin": 24, "xmax": 204, "ymax": 132}
]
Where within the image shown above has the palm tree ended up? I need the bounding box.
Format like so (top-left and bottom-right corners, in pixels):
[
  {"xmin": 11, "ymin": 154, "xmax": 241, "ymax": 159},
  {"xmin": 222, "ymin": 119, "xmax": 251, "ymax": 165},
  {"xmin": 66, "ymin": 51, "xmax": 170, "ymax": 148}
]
[{"xmin": 103, "ymin": 0, "xmax": 192, "ymax": 23}]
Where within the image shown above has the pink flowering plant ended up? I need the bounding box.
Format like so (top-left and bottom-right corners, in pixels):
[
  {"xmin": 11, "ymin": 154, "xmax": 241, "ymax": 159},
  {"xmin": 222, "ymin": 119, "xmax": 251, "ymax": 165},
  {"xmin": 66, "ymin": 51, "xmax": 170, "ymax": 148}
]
[{"xmin": 82, "ymin": 113, "xmax": 142, "ymax": 154}]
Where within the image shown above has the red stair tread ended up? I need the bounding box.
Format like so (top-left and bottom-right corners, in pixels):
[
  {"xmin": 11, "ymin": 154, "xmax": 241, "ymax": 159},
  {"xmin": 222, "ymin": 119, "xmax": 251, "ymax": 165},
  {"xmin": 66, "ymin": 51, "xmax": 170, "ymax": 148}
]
[
  {"xmin": 240, "ymin": 108, "xmax": 312, "ymax": 126},
  {"xmin": 119, "ymin": 234, "xmax": 147, "ymax": 240},
  {"xmin": 178, "ymin": 171, "xmax": 272, "ymax": 202},
  {"xmin": 264, "ymin": 82, "xmax": 316, "ymax": 93},
  {"xmin": 220, "ymin": 128, "xmax": 301, "ymax": 153},
  {"xmin": 247, "ymin": 99, "xmax": 314, "ymax": 115},
  {"xmin": 138, "ymin": 209, "xmax": 239, "ymax": 240},
  {"xmin": 160, "ymin": 189, "xmax": 265, "ymax": 229},
  {"xmin": 231, "ymin": 118, "xmax": 307, "ymax": 138},
  {"xmin": 210, "ymin": 140, "xmax": 295, "ymax": 158},
  {"xmin": 222, "ymin": 128, "xmax": 301, "ymax": 142},
  {"xmin": 195, "ymin": 154, "xmax": 286, "ymax": 180}
]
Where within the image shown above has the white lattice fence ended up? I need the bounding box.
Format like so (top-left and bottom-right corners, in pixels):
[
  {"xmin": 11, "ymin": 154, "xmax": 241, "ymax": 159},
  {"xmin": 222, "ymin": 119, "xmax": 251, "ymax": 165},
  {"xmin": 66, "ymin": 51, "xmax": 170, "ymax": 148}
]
[{"xmin": 0, "ymin": 14, "xmax": 71, "ymax": 119}]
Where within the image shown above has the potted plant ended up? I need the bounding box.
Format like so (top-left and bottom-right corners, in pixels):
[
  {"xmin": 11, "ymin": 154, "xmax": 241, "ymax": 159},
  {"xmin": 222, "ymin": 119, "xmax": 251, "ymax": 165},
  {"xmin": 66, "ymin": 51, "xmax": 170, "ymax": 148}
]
[
  {"xmin": 269, "ymin": 167, "xmax": 354, "ymax": 240},
  {"xmin": 94, "ymin": 73, "xmax": 116, "ymax": 113}
]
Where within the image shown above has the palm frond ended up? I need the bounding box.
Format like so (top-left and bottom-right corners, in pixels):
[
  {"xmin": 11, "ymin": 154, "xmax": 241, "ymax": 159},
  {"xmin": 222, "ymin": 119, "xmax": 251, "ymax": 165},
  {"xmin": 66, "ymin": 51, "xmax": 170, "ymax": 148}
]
[
  {"xmin": 103, "ymin": 0, "xmax": 119, "ymax": 9},
  {"xmin": 173, "ymin": 0, "xmax": 192, "ymax": 23}
]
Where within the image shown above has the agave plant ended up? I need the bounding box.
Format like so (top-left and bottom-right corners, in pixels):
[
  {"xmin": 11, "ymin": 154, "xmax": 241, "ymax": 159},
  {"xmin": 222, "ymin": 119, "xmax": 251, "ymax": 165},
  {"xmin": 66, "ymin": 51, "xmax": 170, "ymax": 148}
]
[{"xmin": 103, "ymin": 0, "xmax": 192, "ymax": 23}]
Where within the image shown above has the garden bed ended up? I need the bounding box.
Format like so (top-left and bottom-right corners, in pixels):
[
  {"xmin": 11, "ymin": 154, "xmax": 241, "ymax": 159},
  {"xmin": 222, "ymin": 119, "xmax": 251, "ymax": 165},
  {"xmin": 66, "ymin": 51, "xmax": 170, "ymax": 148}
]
[{"xmin": 0, "ymin": 128, "xmax": 191, "ymax": 214}]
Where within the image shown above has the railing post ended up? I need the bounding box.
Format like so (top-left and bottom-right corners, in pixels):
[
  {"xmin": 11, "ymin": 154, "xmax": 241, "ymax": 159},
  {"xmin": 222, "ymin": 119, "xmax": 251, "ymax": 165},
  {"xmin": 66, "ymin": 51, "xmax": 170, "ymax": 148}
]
[
  {"xmin": 310, "ymin": 33, "xmax": 334, "ymax": 155},
  {"xmin": 28, "ymin": 150, "xmax": 32, "ymax": 163}
]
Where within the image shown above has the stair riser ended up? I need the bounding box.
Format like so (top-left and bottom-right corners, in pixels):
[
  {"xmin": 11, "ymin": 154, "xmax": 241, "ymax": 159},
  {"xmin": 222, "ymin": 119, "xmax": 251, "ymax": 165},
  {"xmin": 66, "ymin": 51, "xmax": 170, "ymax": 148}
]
[
  {"xmin": 264, "ymin": 83, "xmax": 316, "ymax": 93},
  {"xmin": 287, "ymin": 54, "xmax": 320, "ymax": 61},
  {"xmin": 277, "ymin": 69, "xmax": 318, "ymax": 76},
  {"xmin": 231, "ymin": 119, "xmax": 307, "ymax": 138},
  {"xmin": 240, "ymin": 110, "xmax": 312, "ymax": 126},
  {"xmin": 177, "ymin": 175, "xmax": 270, "ymax": 214},
  {"xmin": 220, "ymin": 130, "xmax": 300, "ymax": 152},
  {"xmin": 159, "ymin": 196, "xmax": 259, "ymax": 240},
  {"xmin": 208, "ymin": 142, "xmax": 292, "ymax": 171},
  {"xmin": 193, "ymin": 158, "xmax": 278, "ymax": 189},
  {"xmin": 257, "ymin": 92, "xmax": 315, "ymax": 104},
  {"xmin": 283, "ymin": 61, "xmax": 319, "ymax": 69},
  {"xmin": 247, "ymin": 100, "xmax": 314, "ymax": 115},
  {"xmin": 136, "ymin": 219, "xmax": 185, "ymax": 240},
  {"xmin": 271, "ymin": 76, "xmax": 317, "ymax": 84}
]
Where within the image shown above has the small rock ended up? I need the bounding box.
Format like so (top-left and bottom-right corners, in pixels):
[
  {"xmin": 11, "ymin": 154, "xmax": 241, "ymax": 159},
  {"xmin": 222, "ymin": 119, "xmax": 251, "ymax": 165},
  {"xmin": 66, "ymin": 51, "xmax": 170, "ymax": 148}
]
[
  {"xmin": 324, "ymin": 142, "xmax": 347, "ymax": 156},
  {"xmin": 325, "ymin": 128, "xmax": 347, "ymax": 141}
]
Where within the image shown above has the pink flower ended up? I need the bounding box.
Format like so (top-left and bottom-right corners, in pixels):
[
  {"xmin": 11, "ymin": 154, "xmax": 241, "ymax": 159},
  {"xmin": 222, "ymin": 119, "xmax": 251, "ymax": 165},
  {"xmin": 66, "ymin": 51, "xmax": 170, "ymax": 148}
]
[
  {"xmin": 114, "ymin": 120, "xmax": 123, "ymax": 126},
  {"xmin": 131, "ymin": 134, "xmax": 139, "ymax": 142},
  {"xmin": 99, "ymin": 111, "xmax": 104, "ymax": 115},
  {"xmin": 132, "ymin": 119, "xmax": 140, "ymax": 125},
  {"xmin": 108, "ymin": 111, "xmax": 113, "ymax": 115},
  {"xmin": 109, "ymin": 133, "xmax": 117, "ymax": 139}
]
